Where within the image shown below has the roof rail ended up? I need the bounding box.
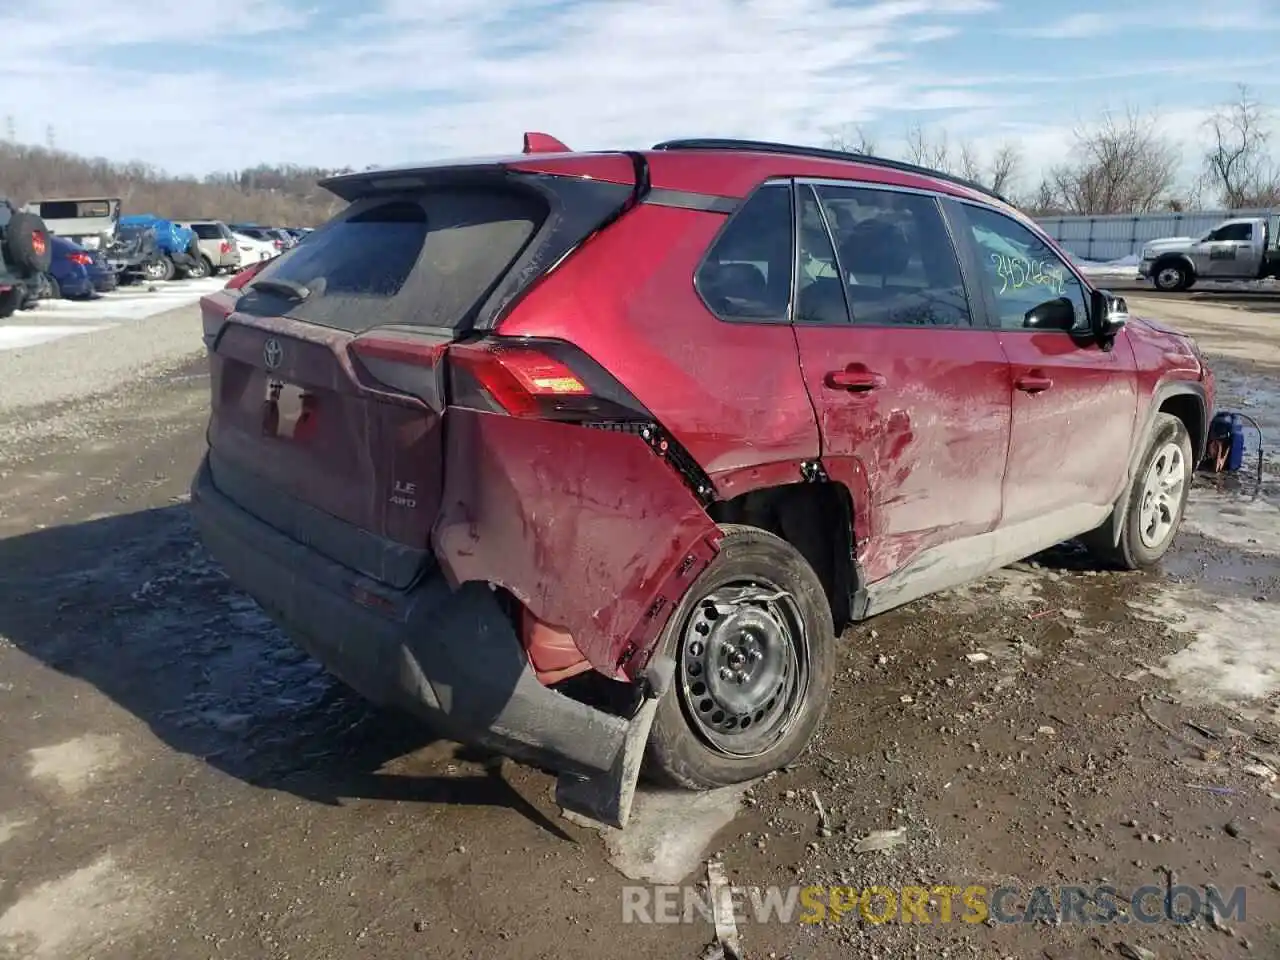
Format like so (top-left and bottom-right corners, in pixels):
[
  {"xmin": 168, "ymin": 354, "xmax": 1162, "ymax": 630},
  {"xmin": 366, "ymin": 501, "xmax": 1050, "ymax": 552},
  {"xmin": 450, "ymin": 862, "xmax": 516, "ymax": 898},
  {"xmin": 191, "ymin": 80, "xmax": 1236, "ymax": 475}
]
[{"xmin": 650, "ymin": 138, "xmax": 1011, "ymax": 206}]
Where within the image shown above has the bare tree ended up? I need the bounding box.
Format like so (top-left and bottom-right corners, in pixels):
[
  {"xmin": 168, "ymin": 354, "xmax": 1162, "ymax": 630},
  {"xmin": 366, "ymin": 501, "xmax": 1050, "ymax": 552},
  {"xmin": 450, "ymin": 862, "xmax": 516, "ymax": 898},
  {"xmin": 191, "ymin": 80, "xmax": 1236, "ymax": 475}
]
[
  {"xmin": 1203, "ymin": 84, "xmax": 1280, "ymax": 209},
  {"xmin": 0, "ymin": 138, "xmax": 346, "ymax": 224},
  {"xmin": 1039, "ymin": 107, "xmax": 1181, "ymax": 215},
  {"xmin": 826, "ymin": 123, "xmax": 878, "ymax": 155},
  {"xmin": 904, "ymin": 121, "xmax": 952, "ymax": 172},
  {"xmin": 986, "ymin": 143, "xmax": 1023, "ymax": 196},
  {"xmin": 957, "ymin": 140, "xmax": 982, "ymax": 182}
]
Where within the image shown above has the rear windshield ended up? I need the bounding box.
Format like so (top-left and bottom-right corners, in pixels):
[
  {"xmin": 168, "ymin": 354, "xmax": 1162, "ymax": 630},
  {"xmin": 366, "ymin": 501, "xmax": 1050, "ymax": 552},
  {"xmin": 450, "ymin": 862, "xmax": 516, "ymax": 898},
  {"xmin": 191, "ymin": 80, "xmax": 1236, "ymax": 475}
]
[
  {"xmin": 40, "ymin": 200, "xmax": 115, "ymax": 219},
  {"xmin": 236, "ymin": 188, "xmax": 547, "ymax": 332},
  {"xmin": 192, "ymin": 223, "xmax": 222, "ymax": 240}
]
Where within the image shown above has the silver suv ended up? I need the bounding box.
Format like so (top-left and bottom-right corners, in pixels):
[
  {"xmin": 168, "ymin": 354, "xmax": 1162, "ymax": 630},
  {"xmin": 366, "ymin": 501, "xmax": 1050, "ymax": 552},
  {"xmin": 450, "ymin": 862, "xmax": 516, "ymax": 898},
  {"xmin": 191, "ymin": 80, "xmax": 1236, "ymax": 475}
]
[{"xmin": 176, "ymin": 220, "xmax": 242, "ymax": 276}]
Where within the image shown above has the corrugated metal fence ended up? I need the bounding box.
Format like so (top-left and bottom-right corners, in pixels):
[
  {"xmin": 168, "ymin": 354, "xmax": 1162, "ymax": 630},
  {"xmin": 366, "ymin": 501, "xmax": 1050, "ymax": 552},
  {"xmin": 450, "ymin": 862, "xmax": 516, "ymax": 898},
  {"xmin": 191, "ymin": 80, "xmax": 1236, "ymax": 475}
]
[{"xmin": 1035, "ymin": 208, "xmax": 1278, "ymax": 262}]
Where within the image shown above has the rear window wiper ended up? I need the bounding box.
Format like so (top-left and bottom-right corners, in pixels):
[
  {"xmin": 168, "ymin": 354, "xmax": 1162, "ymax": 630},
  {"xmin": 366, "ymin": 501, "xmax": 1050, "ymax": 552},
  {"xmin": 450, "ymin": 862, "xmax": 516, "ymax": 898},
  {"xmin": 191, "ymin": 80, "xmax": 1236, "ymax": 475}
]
[{"xmin": 250, "ymin": 277, "xmax": 311, "ymax": 301}]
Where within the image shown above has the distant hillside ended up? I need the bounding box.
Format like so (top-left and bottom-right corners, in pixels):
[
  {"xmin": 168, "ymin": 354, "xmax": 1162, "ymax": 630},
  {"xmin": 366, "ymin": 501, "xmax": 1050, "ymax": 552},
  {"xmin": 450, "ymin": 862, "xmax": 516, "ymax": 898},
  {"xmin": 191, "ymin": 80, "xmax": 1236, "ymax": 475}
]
[{"xmin": 0, "ymin": 139, "xmax": 350, "ymax": 226}]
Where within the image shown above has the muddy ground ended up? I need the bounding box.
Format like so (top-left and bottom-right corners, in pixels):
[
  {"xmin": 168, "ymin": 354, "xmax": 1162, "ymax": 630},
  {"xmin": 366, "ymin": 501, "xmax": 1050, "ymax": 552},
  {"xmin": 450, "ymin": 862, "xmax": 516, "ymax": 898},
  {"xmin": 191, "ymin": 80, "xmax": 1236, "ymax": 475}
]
[{"xmin": 1, "ymin": 292, "xmax": 1278, "ymax": 960}]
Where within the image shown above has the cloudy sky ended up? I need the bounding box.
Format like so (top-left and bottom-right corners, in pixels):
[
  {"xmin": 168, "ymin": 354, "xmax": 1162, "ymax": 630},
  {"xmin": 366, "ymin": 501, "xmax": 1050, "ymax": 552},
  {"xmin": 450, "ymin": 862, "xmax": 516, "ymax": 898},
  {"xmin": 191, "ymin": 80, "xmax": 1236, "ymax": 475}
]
[{"xmin": 2, "ymin": 0, "xmax": 1278, "ymax": 190}]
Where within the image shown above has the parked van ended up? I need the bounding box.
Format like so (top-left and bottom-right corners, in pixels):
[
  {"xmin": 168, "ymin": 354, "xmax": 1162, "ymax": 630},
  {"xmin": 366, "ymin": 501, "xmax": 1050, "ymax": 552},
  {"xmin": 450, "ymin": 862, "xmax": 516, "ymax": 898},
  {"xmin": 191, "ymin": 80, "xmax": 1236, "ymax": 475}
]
[{"xmin": 23, "ymin": 197, "xmax": 121, "ymax": 251}]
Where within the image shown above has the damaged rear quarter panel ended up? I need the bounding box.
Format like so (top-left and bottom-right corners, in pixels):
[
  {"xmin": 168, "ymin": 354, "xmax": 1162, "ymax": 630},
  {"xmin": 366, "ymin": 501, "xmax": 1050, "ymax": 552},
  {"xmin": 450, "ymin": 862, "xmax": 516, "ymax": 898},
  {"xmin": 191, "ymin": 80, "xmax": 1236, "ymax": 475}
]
[{"xmin": 433, "ymin": 408, "xmax": 719, "ymax": 676}]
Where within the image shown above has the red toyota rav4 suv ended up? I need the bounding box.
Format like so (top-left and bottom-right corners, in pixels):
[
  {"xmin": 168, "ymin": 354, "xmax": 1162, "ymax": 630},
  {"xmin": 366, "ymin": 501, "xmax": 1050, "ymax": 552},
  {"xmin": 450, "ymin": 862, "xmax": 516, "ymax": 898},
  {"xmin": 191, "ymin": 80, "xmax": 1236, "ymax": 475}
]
[{"xmin": 193, "ymin": 136, "xmax": 1214, "ymax": 827}]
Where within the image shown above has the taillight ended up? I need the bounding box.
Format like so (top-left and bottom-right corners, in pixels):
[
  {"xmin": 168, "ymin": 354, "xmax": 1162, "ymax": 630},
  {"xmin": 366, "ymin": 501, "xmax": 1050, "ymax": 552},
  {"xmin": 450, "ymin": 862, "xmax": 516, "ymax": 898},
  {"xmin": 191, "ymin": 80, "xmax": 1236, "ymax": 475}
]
[
  {"xmin": 350, "ymin": 331, "xmax": 451, "ymax": 410},
  {"xmin": 68, "ymin": 252, "xmax": 92, "ymax": 266},
  {"xmin": 449, "ymin": 338, "xmax": 648, "ymax": 422},
  {"xmin": 348, "ymin": 334, "xmax": 649, "ymax": 424},
  {"xmin": 273, "ymin": 239, "xmax": 284, "ymax": 248},
  {"xmin": 220, "ymin": 241, "xmax": 231, "ymax": 254}
]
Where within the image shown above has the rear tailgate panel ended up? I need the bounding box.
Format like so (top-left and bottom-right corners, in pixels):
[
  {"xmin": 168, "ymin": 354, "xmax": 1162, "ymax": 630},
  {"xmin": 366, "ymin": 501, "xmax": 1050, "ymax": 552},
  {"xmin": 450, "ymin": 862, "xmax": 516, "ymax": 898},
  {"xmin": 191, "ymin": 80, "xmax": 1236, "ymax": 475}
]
[
  {"xmin": 207, "ymin": 313, "xmax": 441, "ymax": 588},
  {"xmin": 434, "ymin": 408, "xmax": 719, "ymax": 675}
]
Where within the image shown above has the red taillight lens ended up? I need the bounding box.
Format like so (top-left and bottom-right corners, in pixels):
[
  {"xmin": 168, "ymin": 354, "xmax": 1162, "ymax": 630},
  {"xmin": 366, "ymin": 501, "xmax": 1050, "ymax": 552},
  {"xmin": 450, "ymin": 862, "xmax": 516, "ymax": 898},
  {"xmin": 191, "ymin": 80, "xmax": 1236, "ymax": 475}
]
[
  {"xmin": 450, "ymin": 343, "xmax": 588, "ymax": 418},
  {"xmin": 68, "ymin": 252, "xmax": 92, "ymax": 265},
  {"xmin": 273, "ymin": 239, "xmax": 284, "ymax": 248},
  {"xmin": 349, "ymin": 334, "xmax": 648, "ymax": 424},
  {"xmin": 220, "ymin": 241, "xmax": 231, "ymax": 254},
  {"xmin": 448, "ymin": 338, "xmax": 648, "ymax": 423}
]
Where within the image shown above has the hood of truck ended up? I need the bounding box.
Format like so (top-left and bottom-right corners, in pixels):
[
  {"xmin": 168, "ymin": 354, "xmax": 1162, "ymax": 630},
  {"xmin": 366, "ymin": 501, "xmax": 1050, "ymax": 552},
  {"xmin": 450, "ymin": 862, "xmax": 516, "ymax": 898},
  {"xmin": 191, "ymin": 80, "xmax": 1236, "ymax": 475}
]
[{"xmin": 1142, "ymin": 237, "xmax": 1196, "ymax": 255}]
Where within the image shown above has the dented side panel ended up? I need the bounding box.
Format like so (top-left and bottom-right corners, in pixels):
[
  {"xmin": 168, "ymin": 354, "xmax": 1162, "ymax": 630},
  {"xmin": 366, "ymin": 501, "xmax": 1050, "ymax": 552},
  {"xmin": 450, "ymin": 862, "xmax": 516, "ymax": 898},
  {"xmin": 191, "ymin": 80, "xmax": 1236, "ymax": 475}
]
[
  {"xmin": 433, "ymin": 409, "xmax": 719, "ymax": 675},
  {"xmin": 793, "ymin": 325, "xmax": 1012, "ymax": 585}
]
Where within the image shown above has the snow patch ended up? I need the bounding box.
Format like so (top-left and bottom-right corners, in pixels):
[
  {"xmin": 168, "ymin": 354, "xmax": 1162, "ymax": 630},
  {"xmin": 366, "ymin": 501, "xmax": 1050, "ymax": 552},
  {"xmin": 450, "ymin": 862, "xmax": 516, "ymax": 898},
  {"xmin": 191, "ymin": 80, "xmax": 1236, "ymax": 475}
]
[
  {"xmin": 1130, "ymin": 584, "xmax": 1280, "ymax": 710},
  {"xmin": 27, "ymin": 734, "xmax": 125, "ymax": 795},
  {"xmin": 1182, "ymin": 489, "xmax": 1280, "ymax": 556},
  {"xmin": 566, "ymin": 786, "xmax": 746, "ymax": 883},
  {"xmin": 0, "ymin": 855, "xmax": 153, "ymax": 960}
]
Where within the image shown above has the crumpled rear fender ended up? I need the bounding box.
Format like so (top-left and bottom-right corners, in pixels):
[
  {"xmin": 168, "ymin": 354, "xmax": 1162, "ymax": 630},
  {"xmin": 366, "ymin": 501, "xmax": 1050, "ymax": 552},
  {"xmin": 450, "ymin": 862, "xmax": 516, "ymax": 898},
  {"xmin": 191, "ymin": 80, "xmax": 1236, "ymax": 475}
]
[{"xmin": 433, "ymin": 409, "xmax": 720, "ymax": 677}]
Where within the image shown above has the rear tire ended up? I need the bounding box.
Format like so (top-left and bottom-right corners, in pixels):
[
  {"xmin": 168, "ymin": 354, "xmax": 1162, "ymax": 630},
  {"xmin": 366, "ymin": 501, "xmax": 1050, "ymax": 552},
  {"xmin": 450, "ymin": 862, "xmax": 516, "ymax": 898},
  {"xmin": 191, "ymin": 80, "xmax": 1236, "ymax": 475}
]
[
  {"xmin": 645, "ymin": 524, "xmax": 836, "ymax": 789},
  {"xmin": 143, "ymin": 257, "xmax": 174, "ymax": 282},
  {"xmin": 47, "ymin": 276, "xmax": 61, "ymax": 300},
  {"xmin": 1082, "ymin": 413, "xmax": 1192, "ymax": 570}
]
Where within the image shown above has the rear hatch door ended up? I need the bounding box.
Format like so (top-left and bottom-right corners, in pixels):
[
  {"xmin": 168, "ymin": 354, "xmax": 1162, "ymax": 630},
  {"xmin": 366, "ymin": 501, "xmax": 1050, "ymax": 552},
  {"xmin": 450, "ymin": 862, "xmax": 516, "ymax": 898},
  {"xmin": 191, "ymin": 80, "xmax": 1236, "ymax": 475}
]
[{"xmin": 202, "ymin": 160, "xmax": 638, "ymax": 590}]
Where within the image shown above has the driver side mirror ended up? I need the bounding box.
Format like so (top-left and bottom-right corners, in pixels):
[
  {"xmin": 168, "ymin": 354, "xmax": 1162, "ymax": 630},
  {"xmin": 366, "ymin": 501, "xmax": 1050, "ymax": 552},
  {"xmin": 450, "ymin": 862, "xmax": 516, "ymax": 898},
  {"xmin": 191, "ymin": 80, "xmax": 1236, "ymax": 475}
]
[
  {"xmin": 1090, "ymin": 288, "xmax": 1128, "ymax": 342},
  {"xmin": 1022, "ymin": 296, "xmax": 1076, "ymax": 331}
]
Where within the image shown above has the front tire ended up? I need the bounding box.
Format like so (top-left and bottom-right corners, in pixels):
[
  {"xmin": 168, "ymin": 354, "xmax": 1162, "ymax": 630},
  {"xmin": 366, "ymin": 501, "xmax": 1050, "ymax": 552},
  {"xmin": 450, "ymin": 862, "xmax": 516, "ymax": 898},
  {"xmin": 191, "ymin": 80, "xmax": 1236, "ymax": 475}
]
[
  {"xmin": 1153, "ymin": 262, "xmax": 1192, "ymax": 292},
  {"xmin": 645, "ymin": 524, "xmax": 836, "ymax": 789},
  {"xmin": 1083, "ymin": 413, "xmax": 1193, "ymax": 569}
]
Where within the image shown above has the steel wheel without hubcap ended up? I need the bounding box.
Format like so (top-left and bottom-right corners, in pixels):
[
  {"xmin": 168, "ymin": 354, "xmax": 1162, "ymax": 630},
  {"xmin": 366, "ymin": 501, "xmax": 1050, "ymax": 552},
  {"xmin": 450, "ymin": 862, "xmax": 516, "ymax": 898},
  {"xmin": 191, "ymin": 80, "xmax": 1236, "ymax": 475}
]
[
  {"xmin": 678, "ymin": 580, "xmax": 809, "ymax": 759},
  {"xmin": 1138, "ymin": 441, "xmax": 1186, "ymax": 549},
  {"xmin": 143, "ymin": 260, "xmax": 166, "ymax": 281}
]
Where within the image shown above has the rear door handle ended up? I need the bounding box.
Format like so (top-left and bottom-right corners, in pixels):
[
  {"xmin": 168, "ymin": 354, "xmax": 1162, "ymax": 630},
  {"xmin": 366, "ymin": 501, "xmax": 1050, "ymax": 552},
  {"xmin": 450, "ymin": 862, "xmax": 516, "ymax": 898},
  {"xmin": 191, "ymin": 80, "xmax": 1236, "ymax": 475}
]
[
  {"xmin": 1015, "ymin": 374, "xmax": 1053, "ymax": 394},
  {"xmin": 825, "ymin": 369, "xmax": 886, "ymax": 392}
]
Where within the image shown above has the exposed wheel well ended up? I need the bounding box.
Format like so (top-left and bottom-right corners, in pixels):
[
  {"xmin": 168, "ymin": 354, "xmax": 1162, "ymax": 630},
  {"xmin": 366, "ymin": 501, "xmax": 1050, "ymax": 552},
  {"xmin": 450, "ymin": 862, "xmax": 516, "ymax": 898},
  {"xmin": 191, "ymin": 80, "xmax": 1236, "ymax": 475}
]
[
  {"xmin": 1158, "ymin": 392, "xmax": 1206, "ymax": 462},
  {"xmin": 709, "ymin": 481, "xmax": 856, "ymax": 629},
  {"xmin": 1153, "ymin": 254, "xmax": 1195, "ymax": 276}
]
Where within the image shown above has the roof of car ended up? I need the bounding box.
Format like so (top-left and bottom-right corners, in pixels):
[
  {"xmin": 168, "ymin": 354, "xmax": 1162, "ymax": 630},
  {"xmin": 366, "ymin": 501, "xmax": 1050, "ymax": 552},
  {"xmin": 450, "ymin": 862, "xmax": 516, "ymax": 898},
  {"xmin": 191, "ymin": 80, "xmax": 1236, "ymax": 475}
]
[{"xmin": 323, "ymin": 136, "xmax": 1014, "ymax": 212}]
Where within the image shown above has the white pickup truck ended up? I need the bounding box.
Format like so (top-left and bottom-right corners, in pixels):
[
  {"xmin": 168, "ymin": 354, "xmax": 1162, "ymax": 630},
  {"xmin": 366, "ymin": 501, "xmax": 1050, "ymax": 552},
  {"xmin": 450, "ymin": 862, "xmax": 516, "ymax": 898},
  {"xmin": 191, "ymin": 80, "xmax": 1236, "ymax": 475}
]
[{"xmin": 1139, "ymin": 214, "xmax": 1280, "ymax": 291}]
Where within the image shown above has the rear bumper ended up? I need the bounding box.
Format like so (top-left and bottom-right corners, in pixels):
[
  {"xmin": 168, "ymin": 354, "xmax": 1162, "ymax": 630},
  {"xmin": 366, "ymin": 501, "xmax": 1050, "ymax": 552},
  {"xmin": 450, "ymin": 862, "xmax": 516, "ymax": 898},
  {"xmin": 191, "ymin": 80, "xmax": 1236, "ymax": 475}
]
[
  {"xmin": 59, "ymin": 275, "xmax": 95, "ymax": 298},
  {"xmin": 189, "ymin": 455, "xmax": 664, "ymax": 825}
]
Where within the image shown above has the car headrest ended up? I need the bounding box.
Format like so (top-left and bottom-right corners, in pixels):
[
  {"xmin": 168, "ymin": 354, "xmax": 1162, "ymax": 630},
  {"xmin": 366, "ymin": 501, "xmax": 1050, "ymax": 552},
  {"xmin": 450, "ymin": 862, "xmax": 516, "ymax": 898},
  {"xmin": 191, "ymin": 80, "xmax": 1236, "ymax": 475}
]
[
  {"xmin": 839, "ymin": 218, "xmax": 911, "ymax": 277},
  {"xmin": 702, "ymin": 261, "xmax": 767, "ymax": 303}
]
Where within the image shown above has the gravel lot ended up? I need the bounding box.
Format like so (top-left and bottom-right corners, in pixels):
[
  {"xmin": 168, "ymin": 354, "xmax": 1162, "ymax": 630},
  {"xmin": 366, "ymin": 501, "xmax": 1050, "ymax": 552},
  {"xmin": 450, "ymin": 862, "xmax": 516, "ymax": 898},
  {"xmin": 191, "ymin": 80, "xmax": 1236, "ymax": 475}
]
[{"xmin": 0, "ymin": 291, "xmax": 1277, "ymax": 960}]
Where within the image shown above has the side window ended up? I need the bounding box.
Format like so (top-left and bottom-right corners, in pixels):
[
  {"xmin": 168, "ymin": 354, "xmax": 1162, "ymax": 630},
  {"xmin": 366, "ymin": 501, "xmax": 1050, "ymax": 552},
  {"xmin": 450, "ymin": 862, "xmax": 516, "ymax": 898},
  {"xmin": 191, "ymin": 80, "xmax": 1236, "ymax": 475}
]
[
  {"xmin": 959, "ymin": 204, "xmax": 1090, "ymax": 333},
  {"xmin": 1209, "ymin": 222, "xmax": 1252, "ymax": 242},
  {"xmin": 695, "ymin": 183, "xmax": 794, "ymax": 321},
  {"xmin": 805, "ymin": 185, "xmax": 972, "ymax": 327}
]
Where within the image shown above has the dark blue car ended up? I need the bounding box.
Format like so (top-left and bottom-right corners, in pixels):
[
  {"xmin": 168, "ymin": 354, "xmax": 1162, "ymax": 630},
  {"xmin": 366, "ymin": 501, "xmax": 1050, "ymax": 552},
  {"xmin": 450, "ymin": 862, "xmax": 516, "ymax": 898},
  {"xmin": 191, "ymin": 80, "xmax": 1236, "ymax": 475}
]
[{"xmin": 49, "ymin": 235, "xmax": 117, "ymax": 298}]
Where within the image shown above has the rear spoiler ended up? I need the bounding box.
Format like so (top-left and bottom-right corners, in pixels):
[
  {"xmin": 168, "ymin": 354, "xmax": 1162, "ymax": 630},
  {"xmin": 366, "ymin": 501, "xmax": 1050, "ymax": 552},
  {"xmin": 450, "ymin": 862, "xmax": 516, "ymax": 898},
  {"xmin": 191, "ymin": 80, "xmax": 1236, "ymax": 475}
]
[{"xmin": 319, "ymin": 133, "xmax": 625, "ymax": 203}]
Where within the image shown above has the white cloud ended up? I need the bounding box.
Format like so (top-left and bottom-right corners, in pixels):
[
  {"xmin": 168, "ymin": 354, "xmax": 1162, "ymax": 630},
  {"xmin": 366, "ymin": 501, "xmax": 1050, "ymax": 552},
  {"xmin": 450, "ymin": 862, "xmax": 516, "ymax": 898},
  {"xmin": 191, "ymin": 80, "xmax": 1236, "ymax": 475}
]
[
  {"xmin": 0, "ymin": 0, "xmax": 1270, "ymax": 204},
  {"xmin": 1016, "ymin": 1, "xmax": 1280, "ymax": 37},
  {"xmin": 0, "ymin": 0, "xmax": 1006, "ymax": 175}
]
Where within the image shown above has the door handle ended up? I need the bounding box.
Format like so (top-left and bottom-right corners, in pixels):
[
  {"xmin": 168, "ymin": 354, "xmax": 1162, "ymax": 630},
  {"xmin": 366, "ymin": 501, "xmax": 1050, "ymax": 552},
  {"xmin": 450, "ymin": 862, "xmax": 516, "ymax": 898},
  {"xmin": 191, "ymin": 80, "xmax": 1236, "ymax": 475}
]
[
  {"xmin": 825, "ymin": 369, "xmax": 886, "ymax": 392},
  {"xmin": 1015, "ymin": 374, "xmax": 1053, "ymax": 394}
]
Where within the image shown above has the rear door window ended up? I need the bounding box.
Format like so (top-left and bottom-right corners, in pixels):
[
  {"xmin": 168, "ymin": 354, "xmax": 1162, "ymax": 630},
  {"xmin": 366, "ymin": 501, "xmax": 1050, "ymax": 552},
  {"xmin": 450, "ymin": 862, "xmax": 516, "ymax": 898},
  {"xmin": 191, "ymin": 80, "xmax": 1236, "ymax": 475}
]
[
  {"xmin": 798, "ymin": 184, "xmax": 972, "ymax": 327},
  {"xmin": 236, "ymin": 189, "xmax": 547, "ymax": 332},
  {"xmin": 192, "ymin": 223, "xmax": 222, "ymax": 240}
]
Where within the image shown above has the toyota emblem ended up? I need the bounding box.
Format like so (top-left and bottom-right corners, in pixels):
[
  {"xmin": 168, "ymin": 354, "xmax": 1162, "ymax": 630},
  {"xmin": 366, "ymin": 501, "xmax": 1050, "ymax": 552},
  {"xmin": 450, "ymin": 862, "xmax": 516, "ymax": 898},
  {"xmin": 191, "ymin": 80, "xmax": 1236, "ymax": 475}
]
[{"xmin": 263, "ymin": 338, "xmax": 283, "ymax": 370}]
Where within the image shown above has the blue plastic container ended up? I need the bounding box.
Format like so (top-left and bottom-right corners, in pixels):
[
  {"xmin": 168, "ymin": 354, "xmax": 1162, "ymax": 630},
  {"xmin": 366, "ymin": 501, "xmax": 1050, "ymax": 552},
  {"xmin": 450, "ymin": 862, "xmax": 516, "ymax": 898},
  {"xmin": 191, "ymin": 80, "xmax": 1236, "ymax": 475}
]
[{"xmin": 1209, "ymin": 412, "xmax": 1246, "ymax": 472}]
